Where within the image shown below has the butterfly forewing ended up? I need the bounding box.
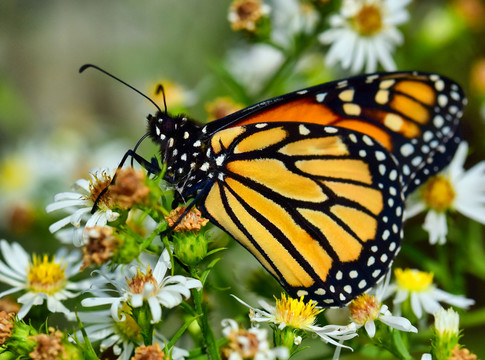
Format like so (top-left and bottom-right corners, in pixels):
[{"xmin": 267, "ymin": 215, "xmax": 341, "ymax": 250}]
[
  {"xmin": 205, "ymin": 72, "xmax": 465, "ymax": 196},
  {"xmin": 199, "ymin": 122, "xmax": 404, "ymax": 306}
]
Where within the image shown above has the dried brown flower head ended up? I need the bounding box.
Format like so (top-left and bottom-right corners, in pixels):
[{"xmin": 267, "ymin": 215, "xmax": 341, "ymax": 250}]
[
  {"xmin": 449, "ymin": 345, "xmax": 477, "ymax": 360},
  {"xmin": 131, "ymin": 343, "xmax": 168, "ymax": 360},
  {"xmin": 82, "ymin": 226, "xmax": 119, "ymax": 270},
  {"xmin": 29, "ymin": 327, "xmax": 65, "ymax": 360},
  {"xmin": 126, "ymin": 266, "xmax": 158, "ymax": 296},
  {"xmin": 228, "ymin": 0, "xmax": 270, "ymax": 32},
  {"xmin": 110, "ymin": 168, "xmax": 150, "ymax": 209},
  {"xmin": 165, "ymin": 206, "xmax": 209, "ymax": 233},
  {"xmin": 0, "ymin": 311, "xmax": 14, "ymax": 345}
]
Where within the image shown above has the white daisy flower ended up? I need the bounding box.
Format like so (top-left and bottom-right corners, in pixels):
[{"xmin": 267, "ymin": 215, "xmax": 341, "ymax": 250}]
[
  {"xmin": 388, "ymin": 268, "xmax": 475, "ymax": 319},
  {"xmin": 46, "ymin": 169, "xmax": 120, "ymax": 245},
  {"xmin": 221, "ymin": 318, "xmax": 289, "ymax": 360},
  {"xmin": 77, "ymin": 308, "xmax": 189, "ymax": 360},
  {"xmin": 227, "ymin": 44, "xmax": 284, "ymax": 95},
  {"xmin": 81, "ymin": 249, "xmax": 202, "ymax": 324},
  {"xmin": 0, "ymin": 239, "xmax": 87, "ymax": 319},
  {"xmin": 348, "ymin": 274, "xmax": 417, "ymax": 337},
  {"xmin": 269, "ymin": 0, "xmax": 320, "ymax": 46},
  {"xmin": 348, "ymin": 295, "xmax": 417, "ymax": 337},
  {"xmin": 319, "ymin": 0, "xmax": 411, "ymax": 73},
  {"xmin": 405, "ymin": 142, "xmax": 485, "ymax": 245},
  {"xmin": 228, "ymin": 0, "xmax": 271, "ymax": 32},
  {"xmin": 434, "ymin": 307, "xmax": 459, "ymax": 338},
  {"xmin": 233, "ymin": 294, "xmax": 357, "ymax": 348}
]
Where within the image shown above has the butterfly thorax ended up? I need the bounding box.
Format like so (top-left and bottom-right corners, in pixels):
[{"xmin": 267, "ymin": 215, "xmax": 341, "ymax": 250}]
[{"xmin": 147, "ymin": 112, "xmax": 209, "ymax": 197}]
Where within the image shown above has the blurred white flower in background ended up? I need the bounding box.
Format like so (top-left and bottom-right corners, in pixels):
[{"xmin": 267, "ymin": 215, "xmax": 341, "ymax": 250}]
[{"xmin": 319, "ymin": 0, "xmax": 411, "ymax": 73}]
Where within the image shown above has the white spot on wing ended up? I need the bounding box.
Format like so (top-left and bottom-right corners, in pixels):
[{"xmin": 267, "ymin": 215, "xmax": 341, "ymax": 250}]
[
  {"xmin": 299, "ymin": 125, "xmax": 310, "ymax": 135},
  {"xmin": 438, "ymin": 94, "xmax": 448, "ymax": 107},
  {"xmin": 400, "ymin": 143, "xmax": 414, "ymax": 157},
  {"xmin": 297, "ymin": 290, "xmax": 308, "ymax": 297},
  {"xmin": 316, "ymin": 93, "xmax": 327, "ymax": 102},
  {"xmin": 435, "ymin": 80, "xmax": 445, "ymax": 91}
]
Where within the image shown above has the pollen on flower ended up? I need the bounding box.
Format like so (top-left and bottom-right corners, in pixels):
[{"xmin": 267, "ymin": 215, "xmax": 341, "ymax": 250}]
[
  {"xmin": 82, "ymin": 226, "xmax": 119, "ymax": 270},
  {"xmin": 114, "ymin": 304, "xmax": 143, "ymax": 344},
  {"xmin": 228, "ymin": 0, "xmax": 269, "ymax": 32},
  {"xmin": 126, "ymin": 266, "xmax": 158, "ymax": 296},
  {"xmin": 222, "ymin": 326, "xmax": 261, "ymax": 359},
  {"xmin": 352, "ymin": 3, "xmax": 383, "ymax": 36},
  {"xmin": 395, "ymin": 268, "xmax": 434, "ymax": 292},
  {"xmin": 420, "ymin": 175, "xmax": 456, "ymax": 212},
  {"xmin": 86, "ymin": 170, "xmax": 115, "ymax": 210},
  {"xmin": 348, "ymin": 293, "xmax": 380, "ymax": 325},
  {"xmin": 29, "ymin": 327, "xmax": 66, "ymax": 360},
  {"xmin": 132, "ymin": 343, "xmax": 168, "ymax": 360},
  {"xmin": 205, "ymin": 97, "xmax": 243, "ymax": 122},
  {"xmin": 109, "ymin": 168, "xmax": 150, "ymax": 210},
  {"xmin": 274, "ymin": 293, "xmax": 322, "ymax": 329},
  {"xmin": 165, "ymin": 206, "xmax": 209, "ymax": 233},
  {"xmin": 0, "ymin": 311, "xmax": 15, "ymax": 345},
  {"xmin": 27, "ymin": 255, "xmax": 66, "ymax": 295}
]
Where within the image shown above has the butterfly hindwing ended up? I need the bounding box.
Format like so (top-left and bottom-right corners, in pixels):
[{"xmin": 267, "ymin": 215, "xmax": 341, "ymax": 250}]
[
  {"xmin": 205, "ymin": 72, "xmax": 465, "ymax": 196},
  {"xmin": 199, "ymin": 122, "xmax": 404, "ymax": 306}
]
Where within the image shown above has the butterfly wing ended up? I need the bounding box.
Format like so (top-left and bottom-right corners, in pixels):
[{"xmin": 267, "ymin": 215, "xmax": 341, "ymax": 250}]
[
  {"xmin": 199, "ymin": 122, "xmax": 403, "ymax": 306},
  {"xmin": 204, "ymin": 72, "xmax": 465, "ymax": 196}
]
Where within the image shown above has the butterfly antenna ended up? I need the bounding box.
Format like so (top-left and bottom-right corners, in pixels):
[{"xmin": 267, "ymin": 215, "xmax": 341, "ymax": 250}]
[
  {"xmin": 130, "ymin": 131, "xmax": 151, "ymax": 167},
  {"xmin": 79, "ymin": 64, "xmax": 163, "ymax": 114},
  {"xmin": 155, "ymin": 83, "xmax": 168, "ymax": 115}
]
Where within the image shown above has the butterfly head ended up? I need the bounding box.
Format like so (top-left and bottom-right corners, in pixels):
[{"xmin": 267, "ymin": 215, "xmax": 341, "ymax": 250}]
[{"xmin": 147, "ymin": 111, "xmax": 206, "ymax": 190}]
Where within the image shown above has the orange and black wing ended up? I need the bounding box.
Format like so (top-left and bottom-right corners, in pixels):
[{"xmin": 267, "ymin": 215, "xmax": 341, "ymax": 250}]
[
  {"xmin": 199, "ymin": 122, "xmax": 403, "ymax": 306},
  {"xmin": 205, "ymin": 72, "xmax": 465, "ymax": 196}
]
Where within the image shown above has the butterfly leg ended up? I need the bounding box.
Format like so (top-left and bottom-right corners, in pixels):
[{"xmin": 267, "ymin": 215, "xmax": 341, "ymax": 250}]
[{"xmin": 91, "ymin": 148, "xmax": 161, "ymax": 213}]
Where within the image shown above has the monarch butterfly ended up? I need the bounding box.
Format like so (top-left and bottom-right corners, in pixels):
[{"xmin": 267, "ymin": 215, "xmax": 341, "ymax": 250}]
[{"xmin": 82, "ymin": 66, "xmax": 465, "ymax": 306}]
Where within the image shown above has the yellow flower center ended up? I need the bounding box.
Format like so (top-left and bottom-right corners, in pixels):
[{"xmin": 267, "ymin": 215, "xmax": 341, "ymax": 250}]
[
  {"xmin": 395, "ymin": 268, "xmax": 434, "ymax": 292},
  {"xmin": 352, "ymin": 4, "xmax": 384, "ymax": 36},
  {"xmin": 0, "ymin": 157, "xmax": 30, "ymax": 192},
  {"xmin": 152, "ymin": 80, "xmax": 186, "ymax": 109},
  {"xmin": 27, "ymin": 255, "xmax": 66, "ymax": 295},
  {"xmin": 114, "ymin": 304, "xmax": 143, "ymax": 343},
  {"xmin": 274, "ymin": 293, "xmax": 322, "ymax": 329},
  {"xmin": 229, "ymin": 0, "xmax": 266, "ymax": 32},
  {"xmin": 420, "ymin": 175, "xmax": 455, "ymax": 212},
  {"xmin": 348, "ymin": 294, "xmax": 380, "ymax": 325},
  {"xmin": 126, "ymin": 266, "xmax": 158, "ymax": 296}
]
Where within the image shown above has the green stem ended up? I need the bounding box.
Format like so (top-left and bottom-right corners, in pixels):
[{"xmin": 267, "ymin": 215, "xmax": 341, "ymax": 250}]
[
  {"xmin": 255, "ymin": 22, "xmax": 325, "ymax": 100},
  {"xmin": 135, "ymin": 305, "xmax": 154, "ymax": 346},
  {"xmin": 377, "ymin": 328, "xmax": 413, "ymax": 360},
  {"xmin": 191, "ymin": 269, "xmax": 221, "ymax": 360}
]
